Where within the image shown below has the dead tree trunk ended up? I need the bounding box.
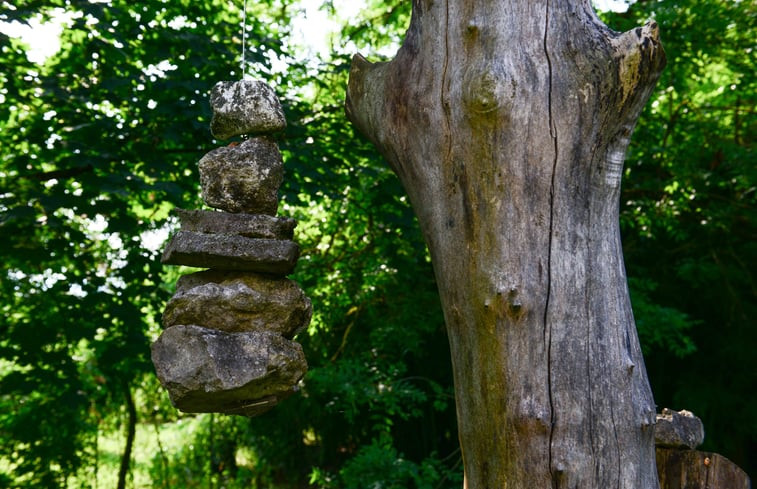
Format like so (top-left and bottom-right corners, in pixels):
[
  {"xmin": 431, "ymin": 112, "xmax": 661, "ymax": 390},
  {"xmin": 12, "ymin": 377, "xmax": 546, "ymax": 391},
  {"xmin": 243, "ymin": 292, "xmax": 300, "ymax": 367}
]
[{"xmin": 346, "ymin": 1, "xmax": 666, "ymax": 487}]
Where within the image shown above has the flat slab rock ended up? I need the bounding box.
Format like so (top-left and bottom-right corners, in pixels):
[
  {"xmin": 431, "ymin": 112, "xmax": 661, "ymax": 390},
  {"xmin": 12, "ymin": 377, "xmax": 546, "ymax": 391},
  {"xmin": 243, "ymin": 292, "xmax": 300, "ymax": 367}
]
[
  {"xmin": 656, "ymin": 448, "xmax": 751, "ymax": 489},
  {"xmin": 151, "ymin": 325, "xmax": 307, "ymax": 417},
  {"xmin": 210, "ymin": 80, "xmax": 286, "ymax": 140},
  {"xmin": 175, "ymin": 208, "xmax": 295, "ymax": 240},
  {"xmin": 198, "ymin": 137, "xmax": 283, "ymax": 215},
  {"xmin": 162, "ymin": 230, "xmax": 299, "ymax": 275},
  {"xmin": 655, "ymin": 408, "xmax": 705, "ymax": 450},
  {"xmin": 163, "ymin": 270, "xmax": 312, "ymax": 338}
]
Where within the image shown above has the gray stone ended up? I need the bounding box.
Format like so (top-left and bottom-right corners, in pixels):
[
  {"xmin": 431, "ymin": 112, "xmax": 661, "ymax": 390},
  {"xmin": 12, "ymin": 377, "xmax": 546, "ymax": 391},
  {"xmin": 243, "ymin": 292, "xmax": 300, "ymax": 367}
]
[
  {"xmin": 198, "ymin": 137, "xmax": 283, "ymax": 215},
  {"xmin": 161, "ymin": 231, "xmax": 299, "ymax": 275},
  {"xmin": 655, "ymin": 408, "xmax": 705, "ymax": 449},
  {"xmin": 151, "ymin": 325, "xmax": 307, "ymax": 416},
  {"xmin": 210, "ymin": 80, "xmax": 286, "ymax": 140},
  {"xmin": 163, "ymin": 270, "xmax": 312, "ymax": 338},
  {"xmin": 175, "ymin": 208, "xmax": 295, "ymax": 240}
]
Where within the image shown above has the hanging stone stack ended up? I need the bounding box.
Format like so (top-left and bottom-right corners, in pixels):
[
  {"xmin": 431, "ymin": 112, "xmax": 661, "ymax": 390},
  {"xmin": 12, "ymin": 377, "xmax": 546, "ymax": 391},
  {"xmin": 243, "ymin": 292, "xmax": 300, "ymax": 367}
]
[{"xmin": 151, "ymin": 80, "xmax": 310, "ymax": 417}]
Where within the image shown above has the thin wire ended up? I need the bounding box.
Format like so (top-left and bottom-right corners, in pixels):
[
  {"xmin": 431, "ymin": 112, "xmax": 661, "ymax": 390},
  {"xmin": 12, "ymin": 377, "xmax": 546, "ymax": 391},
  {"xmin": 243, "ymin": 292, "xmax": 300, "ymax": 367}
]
[{"xmin": 241, "ymin": 0, "xmax": 247, "ymax": 79}]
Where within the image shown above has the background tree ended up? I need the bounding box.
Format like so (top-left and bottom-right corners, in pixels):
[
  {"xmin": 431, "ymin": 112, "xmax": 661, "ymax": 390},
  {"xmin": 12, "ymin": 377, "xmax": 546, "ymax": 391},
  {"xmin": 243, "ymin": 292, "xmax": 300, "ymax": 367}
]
[{"xmin": 0, "ymin": 0, "xmax": 753, "ymax": 487}]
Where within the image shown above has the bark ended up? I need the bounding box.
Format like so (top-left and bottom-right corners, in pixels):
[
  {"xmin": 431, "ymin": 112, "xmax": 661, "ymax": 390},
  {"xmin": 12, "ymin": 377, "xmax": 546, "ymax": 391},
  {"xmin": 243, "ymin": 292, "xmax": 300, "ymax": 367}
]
[{"xmin": 346, "ymin": 1, "xmax": 665, "ymax": 488}]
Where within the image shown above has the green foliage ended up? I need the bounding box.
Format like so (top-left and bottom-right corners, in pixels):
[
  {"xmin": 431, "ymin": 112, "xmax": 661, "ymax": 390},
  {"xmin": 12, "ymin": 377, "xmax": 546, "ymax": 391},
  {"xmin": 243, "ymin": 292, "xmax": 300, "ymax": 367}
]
[
  {"xmin": 335, "ymin": 435, "xmax": 462, "ymax": 489},
  {"xmin": 0, "ymin": 0, "xmax": 280, "ymax": 485},
  {"xmin": 628, "ymin": 278, "xmax": 697, "ymax": 358},
  {"xmin": 147, "ymin": 415, "xmax": 254, "ymax": 489},
  {"xmin": 0, "ymin": 0, "xmax": 754, "ymax": 486},
  {"xmin": 0, "ymin": 0, "xmax": 462, "ymax": 486}
]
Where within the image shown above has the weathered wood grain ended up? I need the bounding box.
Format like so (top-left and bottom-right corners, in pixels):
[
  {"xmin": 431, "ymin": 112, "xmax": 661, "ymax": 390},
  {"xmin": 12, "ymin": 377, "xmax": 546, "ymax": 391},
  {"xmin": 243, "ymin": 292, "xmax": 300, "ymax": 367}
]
[
  {"xmin": 656, "ymin": 448, "xmax": 752, "ymax": 489},
  {"xmin": 346, "ymin": 1, "xmax": 666, "ymax": 487}
]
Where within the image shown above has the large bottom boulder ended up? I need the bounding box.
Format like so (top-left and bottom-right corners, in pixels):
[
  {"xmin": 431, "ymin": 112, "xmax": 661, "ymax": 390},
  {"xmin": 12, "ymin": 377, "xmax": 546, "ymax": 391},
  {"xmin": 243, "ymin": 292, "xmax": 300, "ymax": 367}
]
[{"xmin": 151, "ymin": 325, "xmax": 307, "ymax": 417}]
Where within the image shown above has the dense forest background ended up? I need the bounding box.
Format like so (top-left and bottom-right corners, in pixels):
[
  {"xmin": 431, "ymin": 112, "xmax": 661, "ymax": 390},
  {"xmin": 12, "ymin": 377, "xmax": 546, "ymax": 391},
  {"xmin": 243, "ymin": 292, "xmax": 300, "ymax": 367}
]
[{"xmin": 0, "ymin": 0, "xmax": 754, "ymax": 487}]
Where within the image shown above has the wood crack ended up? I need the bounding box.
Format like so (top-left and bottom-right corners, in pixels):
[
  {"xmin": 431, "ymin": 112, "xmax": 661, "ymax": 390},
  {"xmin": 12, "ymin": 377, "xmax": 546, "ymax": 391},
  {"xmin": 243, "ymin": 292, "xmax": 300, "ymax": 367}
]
[
  {"xmin": 441, "ymin": 0, "xmax": 452, "ymax": 167},
  {"xmin": 542, "ymin": 0, "xmax": 559, "ymax": 486}
]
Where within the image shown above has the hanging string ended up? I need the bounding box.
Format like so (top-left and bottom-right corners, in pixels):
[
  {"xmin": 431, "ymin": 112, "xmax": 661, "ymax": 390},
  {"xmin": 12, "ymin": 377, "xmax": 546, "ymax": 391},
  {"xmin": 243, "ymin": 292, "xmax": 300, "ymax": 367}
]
[{"xmin": 240, "ymin": 0, "xmax": 247, "ymax": 79}]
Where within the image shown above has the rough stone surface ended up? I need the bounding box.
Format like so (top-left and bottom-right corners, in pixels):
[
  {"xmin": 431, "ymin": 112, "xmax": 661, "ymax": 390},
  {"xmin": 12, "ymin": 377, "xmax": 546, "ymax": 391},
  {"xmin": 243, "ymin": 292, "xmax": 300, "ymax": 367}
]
[
  {"xmin": 656, "ymin": 448, "xmax": 751, "ymax": 489},
  {"xmin": 176, "ymin": 208, "xmax": 295, "ymax": 240},
  {"xmin": 151, "ymin": 325, "xmax": 307, "ymax": 417},
  {"xmin": 163, "ymin": 270, "xmax": 312, "ymax": 338},
  {"xmin": 198, "ymin": 137, "xmax": 283, "ymax": 215},
  {"xmin": 655, "ymin": 408, "xmax": 705, "ymax": 450},
  {"xmin": 161, "ymin": 231, "xmax": 300, "ymax": 275},
  {"xmin": 210, "ymin": 80, "xmax": 286, "ymax": 140}
]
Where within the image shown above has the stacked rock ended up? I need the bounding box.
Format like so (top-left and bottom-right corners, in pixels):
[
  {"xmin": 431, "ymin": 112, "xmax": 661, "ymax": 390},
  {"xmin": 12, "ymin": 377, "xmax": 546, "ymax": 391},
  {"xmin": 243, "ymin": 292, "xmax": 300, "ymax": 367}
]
[{"xmin": 151, "ymin": 80, "xmax": 310, "ymax": 417}]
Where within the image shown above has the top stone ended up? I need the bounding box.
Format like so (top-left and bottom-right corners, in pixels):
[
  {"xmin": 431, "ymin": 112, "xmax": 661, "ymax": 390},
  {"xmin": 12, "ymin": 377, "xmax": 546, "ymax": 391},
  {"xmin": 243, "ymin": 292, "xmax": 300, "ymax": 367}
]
[{"xmin": 210, "ymin": 80, "xmax": 286, "ymax": 140}]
